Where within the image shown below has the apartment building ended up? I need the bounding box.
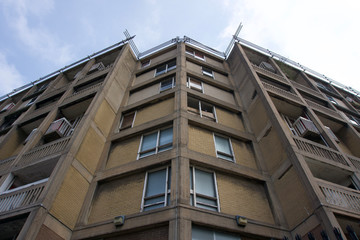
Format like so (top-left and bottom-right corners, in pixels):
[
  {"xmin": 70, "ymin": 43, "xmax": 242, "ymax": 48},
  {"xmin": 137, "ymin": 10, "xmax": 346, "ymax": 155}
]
[{"xmin": 0, "ymin": 34, "xmax": 360, "ymax": 240}]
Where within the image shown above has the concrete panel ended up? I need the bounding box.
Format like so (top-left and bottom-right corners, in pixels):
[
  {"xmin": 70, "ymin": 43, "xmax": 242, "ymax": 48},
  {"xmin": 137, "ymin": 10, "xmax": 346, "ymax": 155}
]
[
  {"xmin": 128, "ymin": 84, "xmax": 159, "ymax": 105},
  {"xmin": 274, "ymin": 167, "xmax": 313, "ymax": 229},
  {"xmin": 134, "ymin": 71, "xmax": 155, "ymax": 86},
  {"xmin": 134, "ymin": 98, "xmax": 174, "ymax": 126},
  {"xmin": 88, "ymin": 173, "xmax": 145, "ymax": 224},
  {"xmin": 203, "ymin": 84, "xmax": 235, "ymax": 105}
]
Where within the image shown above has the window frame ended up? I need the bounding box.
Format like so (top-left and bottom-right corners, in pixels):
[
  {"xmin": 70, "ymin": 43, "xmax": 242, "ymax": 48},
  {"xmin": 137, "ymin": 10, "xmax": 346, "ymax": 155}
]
[
  {"xmin": 213, "ymin": 134, "xmax": 235, "ymax": 162},
  {"xmin": 190, "ymin": 166, "xmax": 220, "ymax": 212},
  {"xmin": 186, "ymin": 48, "xmax": 206, "ymax": 61},
  {"xmin": 202, "ymin": 67, "xmax": 214, "ymax": 79},
  {"xmin": 160, "ymin": 77, "xmax": 176, "ymax": 92},
  {"xmin": 141, "ymin": 166, "xmax": 171, "ymax": 212},
  {"xmin": 137, "ymin": 127, "xmax": 173, "ymax": 159},
  {"xmin": 187, "ymin": 77, "xmax": 204, "ymax": 93},
  {"xmin": 141, "ymin": 59, "xmax": 151, "ymax": 68},
  {"xmin": 119, "ymin": 111, "xmax": 137, "ymax": 130},
  {"xmin": 154, "ymin": 60, "xmax": 177, "ymax": 77},
  {"xmin": 187, "ymin": 97, "xmax": 217, "ymax": 122}
]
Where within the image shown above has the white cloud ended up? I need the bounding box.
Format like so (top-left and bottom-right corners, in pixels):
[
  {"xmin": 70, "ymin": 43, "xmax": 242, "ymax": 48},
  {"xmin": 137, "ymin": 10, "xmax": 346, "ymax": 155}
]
[
  {"xmin": 0, "ymin": 52, "xmax": 25, "ymax": 96},
  {"xmin": 219, "ymin": 0, "xmax": 360, "ymax": 92},
  {"xmin": 1, "ymin": 0, "xmax": 74, "ymax": 66}
]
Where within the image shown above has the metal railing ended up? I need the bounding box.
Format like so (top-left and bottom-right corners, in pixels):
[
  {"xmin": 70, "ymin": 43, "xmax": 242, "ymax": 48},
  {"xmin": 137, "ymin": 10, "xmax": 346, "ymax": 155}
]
[
  {"xmin": 0, "ymin": 178, "xmax": 47, "ymax": 213},
  {"xmin": 65, "ymin": 82, "xmax": 103, "ymax": 102},
  {"xmin": 348, "ymin": 155, "xmax": 360, "ymax": 171},
  {"xmin": 251, "ymin": 64, "xmax": 289, "ymax": 85},
  {"xmin": 0, "ymin": 156, "xmax": 16, "ymax": 173},
  {"xmin": 318, "ymin": 179, "xmax": 360, "ymax": 212},
  {"xmin": 305, "ymin": 99, "xmax": 341, "ymax": 119},
  {"xmin": 293, "ymin": 136, "xmax": 349, "ymax": 166},
  {"xmin": 18, "ymin": 136, "xmax": 71, "ymax": 167}
]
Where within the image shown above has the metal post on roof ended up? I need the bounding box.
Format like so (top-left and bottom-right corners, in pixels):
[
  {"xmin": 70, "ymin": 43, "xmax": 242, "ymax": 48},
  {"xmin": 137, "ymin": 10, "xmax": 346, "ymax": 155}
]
[
  {"xmin": 225, "ymin": 22, "xmax": 243, "ymax": 59},
  {"xmin": 124, "ymin": 29, "xmax": 140, "ymax": 59}
]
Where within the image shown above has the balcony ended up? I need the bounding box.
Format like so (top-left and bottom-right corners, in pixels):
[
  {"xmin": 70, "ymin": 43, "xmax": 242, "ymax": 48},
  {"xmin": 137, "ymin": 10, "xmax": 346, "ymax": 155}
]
[
  {"xmin": 0, "ymin": 178, "xmax": 47, "ymax": 213},
  {"xmin": 61, "ymin": 82, "xmax": 102, "ymax": 106},
  {"xmin": 305, "ymin": 99, "xmax": 342, "ymax": 119},
  {"xmin": 262, "ymin": 81, "xmax": 302, "ymax": 103},
  {"xmin": 251, "ymin": 63, "xmax": 289, "ymax": 85},
  {"xmin": 293, "ymin": 136, "xmax": 349, "ymax": 166},
  {"xmin": 0, "ymin": 156, "xmax": 16, "ymax": 174},
  {"xmin": 348, "ymin": 155, "xmax": 360, "ymax": 171},
  {"xmin": 290, "ymin": 80, "xmax": 325, "ymax": 99},
  {"xmin": 293, "ymin": 117, "xmax": 320, "ymax": 138},
  {"xmin": 16, "ymin": 136, "xmax": 71, "ymax": 169},
  {"xmin": 318, "ymin": 179, "xmax": 360, "ymax": 213}
]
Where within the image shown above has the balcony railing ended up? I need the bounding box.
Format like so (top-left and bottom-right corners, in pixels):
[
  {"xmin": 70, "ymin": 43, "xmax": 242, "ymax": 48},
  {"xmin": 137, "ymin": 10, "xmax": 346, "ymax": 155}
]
[
  {"xmin": 62, "ymin": 82, "xmax": 103, "ymax": 105},
  {"xmin": 251, "ymin": 64, "xmax": 289, "ymax": 85},
  {"xmin": 290, "ymin": 80, "xmax": 325, "ymax": 99},
  {"xmin": 305, "ymin": 99, "xmax": 341, "ymax": 119},
  {"xmin": 293, "ymin": 136, "xmax": 349, "ymax": 166},
  {"xmin": 318, "ymin": 179, "xmax": 360, "ymax": 213},
  {"xmin": 261, "ymin": 81, "xmax": 302, "ymax": 103},
  {"xmin": 17, "ymin": 136, "xmax": 71, "ymax": 168},
  {"xmin": 0, "ymin": 156, "xmax": 16, "ymax": 173},
  {"xmin": 348, "ymin": 155, "xmax": 360, "ymax": 171},
  {"xmin": 0, "ymin": 179, "xmax": 47, "ymax": 213}
]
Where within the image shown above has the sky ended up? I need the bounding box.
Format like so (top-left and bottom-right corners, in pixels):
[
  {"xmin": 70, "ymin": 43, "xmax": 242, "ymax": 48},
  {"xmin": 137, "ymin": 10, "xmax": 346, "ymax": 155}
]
[{"xmin": 0, "ymin": 0, "xmax": 360, "ymax": 98}]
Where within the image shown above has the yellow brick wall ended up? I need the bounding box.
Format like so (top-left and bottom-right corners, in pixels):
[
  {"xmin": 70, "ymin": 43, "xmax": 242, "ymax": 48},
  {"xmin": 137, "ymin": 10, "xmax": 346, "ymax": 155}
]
[
  {"xmin": 49, "ymin": 166, "xmax": 89, "ymax": 229},
  {"xmin": 274, "ymin": 167, "xmax": 313, "ymax": 229},
  {"xmin": 216, "ymin": 108, "xmax": 244, "ymax": 131},
  {"xmin": 217, "ymin": 173, "xmax": 274, "ymax": 224},
  {"xmin": 232, "ymin": 139, "xmax": 257, "ymax": 170},
  {"xmin": 203, "ymin": 84, "xmax": 236, "ymax": 105},
  {"xmin": 76, "ymin": 126, "xmax": 105, "ymax": 174},
  {"xmin": 106, "ymin": 136, "xmax": 140, "ymax": 169},
  {"xmin": 188, "ymin": 125, "xmax": 216, "ymax": 158},
  {"xmin": 94, "ymin": 100, "xmax": 115, "ymax": 136},
  {"xmin": 128, "ymin": 84, "xmax": 159, "ymax": 105},
  {"xmin": 88, "ymin": 172, "xmax": 145, "ymax": 224},
  {"xmin": 134, "ymin": 98, "xmax": 174, "ymax": 126}
]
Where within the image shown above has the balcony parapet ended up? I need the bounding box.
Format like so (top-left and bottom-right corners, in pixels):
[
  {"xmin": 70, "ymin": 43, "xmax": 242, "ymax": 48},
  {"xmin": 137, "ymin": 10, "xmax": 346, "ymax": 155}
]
[
  {"xmin": 290, "ymin": 80, "xmax": 325, "ymax": 100},
  {"xmin": 19, "ymin": 104, "xmax": 54, "ymax": 125},
  {"xmin": 305, "ymin": 99, "xmax": 341, "ymax": 119},
  {"xmin": 0, "ymin": 156, "xmax": 16, "ymax": 174},
  {"xmin": 75, "ymin": 64, "xmax": 112, "ymax": 86},
  {"xmin": 251, "ymin": 64, "xmax": 289, "ymax": 85},
  {"xmin": 293, "ymin": 136, "xmax": 349, "ymax": 166},
  {"xmin": 0, "ymin": 178, "xmax": 47, "ymax": 213},
  {"xmin": 262, "ymin": 81, "xmax": 302, "ymax": 103},
  {"xmin": 348, "ymin": 155, "xmax": 360, "ymax": 171},
  {"xmin": 61, "ymin": 82, "xmax": 103, "ymax": 106},
  {"xmin": 318, "ymin": 178, "xmax": 360, "ymax": 213},
  {"xmin": 16, "ymin": 136, "xmax": 71, "ymax": 168},
  {"xmin": 37, "ymin": 82, "xmax": 71, "ymax": 103}
]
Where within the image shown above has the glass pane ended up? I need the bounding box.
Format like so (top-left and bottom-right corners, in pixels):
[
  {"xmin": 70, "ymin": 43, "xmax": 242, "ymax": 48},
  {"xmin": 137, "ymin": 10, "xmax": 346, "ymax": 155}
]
[
  {"xmin": 214, "ymin": 135, "xmax": 231, "ymax": 155},
  {"xmin": 190, "ymin": 167, "xmax": 193, "ymax": 190},
  {"xmin": 216, "ymin": 232, "xmax": 240, "ymax": 240},
  {"xmin": 196, "ymin": 203, "xmax": 218, "ymax": 211},
  {"xmin": 120, "ymin": 112, "xmax": 135, "ymax": 130},
  {"xmin": 160, "ymin": 78, "xmax": 173, "ymax": 91},
  {"xmin": 144, "ymin": 196, "xmax": 165, "ymax": 205},
  {"xmin": 141, "ymin": 132, "xmax": 158, "ymax": 152},
  {"xmin": 217, "ymin": 153, "xmax": 233, "ymax": 161},
  {"xmin": 167, "ymin": 60, "xmax": 176, "ymax": 71},
  {"xmin": 146, "ymin": 169, "xmax": 166, "ymax": 197},
  {"xmin": 159, "ymin": 128, "xmax": 173, "ymax": 146},
  {"xmin": 195, "ymin": 169, "xmax": 215, "ymax": 197},
  {"xmin": 192, "ymin": 226, "xmax": 213, "ymax": 240},
  {"xmin": 144, "ymin": 203, "xmax": 163, "ymax": 211},
  {"xmin": 156, "ymin": 65, "xmax": 167, "ymax": 76},
  {"xmin": 196, "ymin": 196, "xmax": 217, "ymax": 206}
]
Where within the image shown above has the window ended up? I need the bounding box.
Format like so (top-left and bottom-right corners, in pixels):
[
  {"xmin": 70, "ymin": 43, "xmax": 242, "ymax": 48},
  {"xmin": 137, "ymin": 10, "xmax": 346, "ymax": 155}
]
[
  {"xmin": 141, "ymin": 59, "xmax": 151, "ymax": 68},
  {"xmin": 119, "ymin": 112, "xmax": 136, "ymax": 130},
  {"xmin": 186, "ymin": 47, "xmax": 205, "ymax": 61},
  {"xmin": 138, "ymin": 127, "xmax": 173, "ymax": 158},
  {"xmin": 327, "ymin": 96, "xmax": 338, "ymax": 105},
  {"xmin": 192, "ymin": 226, "xmax": 241, "ymax": 240},
  {"xmin": 26, "ymin": 97, "xmax": 37, "ymax": 106},
  {"xmin": 187, "ymin": 77, "xmax": 203, "ymax": 92},
  {"xmin": 142, "ymin": 167, "xmax": 171, "ymax": 211},
  {"xmin": 155, "ymin": 60, "xmax": 176, "ymax": 76},
  {"xmin": 187, "ymin": 97, "xmax": 216, "ymax": 121},
  {"xmin": 160, "ymin": 77, "xmax": 175, "ymax": 92},
  {"xmin": 190, "ymin": 167, "xmax": 219, "ymax": 212},
  {"xmin": 214, "ymin": 135, "xmax": 234, "ymax": 161},
  {"xmin": 202, "ymin": 67, "xmax": 214, "ymax": 78}
]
